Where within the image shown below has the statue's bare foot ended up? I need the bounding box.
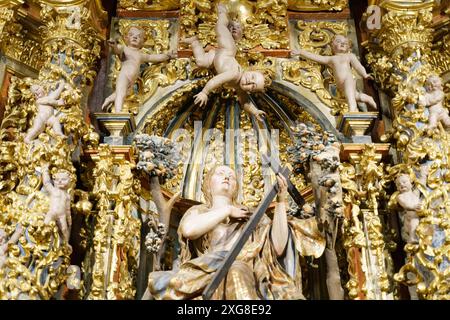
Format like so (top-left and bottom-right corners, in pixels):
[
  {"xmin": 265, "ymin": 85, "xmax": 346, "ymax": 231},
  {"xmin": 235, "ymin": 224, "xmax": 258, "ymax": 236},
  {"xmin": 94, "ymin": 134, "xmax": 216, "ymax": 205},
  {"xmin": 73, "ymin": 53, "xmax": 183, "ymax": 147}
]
[{"xmin": 180, "ymin": 36, "xmax": 198, "ymax": 45}]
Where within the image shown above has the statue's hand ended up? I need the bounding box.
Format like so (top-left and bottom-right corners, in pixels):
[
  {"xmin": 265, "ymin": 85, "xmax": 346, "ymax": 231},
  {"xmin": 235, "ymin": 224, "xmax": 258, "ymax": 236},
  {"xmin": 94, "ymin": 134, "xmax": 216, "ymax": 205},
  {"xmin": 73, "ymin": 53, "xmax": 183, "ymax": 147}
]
[
  {"xmin": 217, "ymin": 3, "xmax": 228, "ymax": 15},
  {"xmin": 253, "ymin": 110, "xmax": 266, "ymax": 122},
  {"xmin": 229, "ymin": 206, "xmax": 250, "ymax": 219},
  {"xmin": 194, "ymin": 91, "xmax": 208, "ymax": 107},
  {"xmin": 365, "ymin": 74, "xmax": 374, "ymax": 81},
  {"xmin": 107, "ymin": 39, "xmax": 117, "ymax": 47},
  {"xmin": 276, "ymin": 174, "xmax": 288, "ymax": 202}
]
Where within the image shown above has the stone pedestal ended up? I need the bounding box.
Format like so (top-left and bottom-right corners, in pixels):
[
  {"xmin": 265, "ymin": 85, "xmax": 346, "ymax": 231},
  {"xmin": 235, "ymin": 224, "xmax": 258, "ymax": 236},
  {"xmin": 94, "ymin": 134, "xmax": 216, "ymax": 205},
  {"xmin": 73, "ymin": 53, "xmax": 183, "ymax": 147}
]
[
  {"xmin": 92, "ymin": 113, "xmax": 136, "ymax": 145},
  {"xmin": 337, "ymin": 112, "xmax": 378, "ymax": 143}
]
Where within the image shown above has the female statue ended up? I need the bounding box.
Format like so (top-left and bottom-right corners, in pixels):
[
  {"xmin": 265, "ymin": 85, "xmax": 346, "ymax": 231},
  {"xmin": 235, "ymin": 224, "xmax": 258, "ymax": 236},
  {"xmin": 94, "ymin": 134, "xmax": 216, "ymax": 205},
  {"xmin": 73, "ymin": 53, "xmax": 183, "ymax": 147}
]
[{"xmin": 145, "ymin": 165, "xmax": 325, "ymax": 300}]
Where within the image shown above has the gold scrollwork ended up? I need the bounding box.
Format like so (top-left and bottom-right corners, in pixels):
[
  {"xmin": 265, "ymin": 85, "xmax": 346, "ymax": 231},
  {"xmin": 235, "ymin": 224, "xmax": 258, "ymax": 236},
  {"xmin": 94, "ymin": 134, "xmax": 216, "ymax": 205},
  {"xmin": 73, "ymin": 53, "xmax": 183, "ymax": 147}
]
[{"xmin": 180, "ymin": 0, "xmax": 289, "ymax": 50}]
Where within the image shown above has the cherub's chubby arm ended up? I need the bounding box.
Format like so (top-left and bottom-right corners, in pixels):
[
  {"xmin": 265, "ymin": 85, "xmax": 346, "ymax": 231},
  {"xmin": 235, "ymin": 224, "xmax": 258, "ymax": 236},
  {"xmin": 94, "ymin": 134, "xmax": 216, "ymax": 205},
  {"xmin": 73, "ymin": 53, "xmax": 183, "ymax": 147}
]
[
  {"xmin": 108, "ymin": 39, "xmax": 124, "ymax": 56},
  {"xmin": 350, "ymin": 54, "xmax": 372, "ymax": 79},
  {"xmin": 38, "ymin": 81, "xmax": 65, "ymax": 106},
  {"xmin": 42, "ymin": 164, "xmax": 56, "ymax": 194},
  {"xmin": 194, "ymin": 70, "xmax": 237, "ymax": 106},
  {"xmin": 291, "ymin": 49, "xmax": 331, "ymax": 65},
  {"xmin": 237, "ymin": 90, "xmax": 266, "ymax": 122},
  {"xmin": 217, "ymin": 3, "xmax": 230, "ymax": 28}
]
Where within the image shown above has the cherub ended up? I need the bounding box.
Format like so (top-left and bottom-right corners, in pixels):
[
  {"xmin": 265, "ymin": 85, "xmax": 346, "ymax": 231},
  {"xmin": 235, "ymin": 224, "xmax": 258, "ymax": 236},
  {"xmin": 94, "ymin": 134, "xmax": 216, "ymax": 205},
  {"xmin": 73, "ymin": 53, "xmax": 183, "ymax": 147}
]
[
  {"xmin": 395, "ymin": 174, "xmax": 421, "ymax": 244},
  {"xmin": 0, "ymin": 224, "xmax": 23, "ymax": 269},
  {"xmin": 291, "ymin": 35, "xmax": 377, "ymax": 112},
  {"xmin": 181, "ymin": 4, "xmax": 269, "ymax": 122},
  {"xmin": 418, "ymin": 75, "xmax": 450, "ymax": 131},
  {"xmin": 24, "ymin": 80, "xmax": 66, "ymax": 144},
  {"xmin": 42, "ymin": 164, "xmax": 72, "ymax": 243},
  {"xmin": 102, "ymin": 26, "xmax": 175, "ymax": 113}
]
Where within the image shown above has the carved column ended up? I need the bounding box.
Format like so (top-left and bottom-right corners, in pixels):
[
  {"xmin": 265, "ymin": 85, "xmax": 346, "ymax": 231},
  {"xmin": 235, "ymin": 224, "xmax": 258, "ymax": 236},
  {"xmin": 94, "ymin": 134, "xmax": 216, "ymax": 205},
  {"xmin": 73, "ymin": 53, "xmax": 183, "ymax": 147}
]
[
  {"xmin": 341, "ymin": 144, "xmax": 393, "ymax": 300},
  {"xmin": 0, "ymin": 0, "xmax": 106, "ymax": 300},
  {"xmin": 84, "ymin": 145, "xmax": 141, "ymax": 300},
  {"xmin": 365, "ymin": 1, "xmax": 450, "ymax": 299}
]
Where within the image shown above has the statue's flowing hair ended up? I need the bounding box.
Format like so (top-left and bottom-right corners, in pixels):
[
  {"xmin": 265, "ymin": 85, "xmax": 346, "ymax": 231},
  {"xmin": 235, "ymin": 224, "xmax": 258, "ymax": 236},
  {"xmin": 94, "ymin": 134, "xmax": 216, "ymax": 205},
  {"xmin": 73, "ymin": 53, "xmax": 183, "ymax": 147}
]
[{"xmin": 201, "ymin": 165, "xmax": 241, "ymax": 208}]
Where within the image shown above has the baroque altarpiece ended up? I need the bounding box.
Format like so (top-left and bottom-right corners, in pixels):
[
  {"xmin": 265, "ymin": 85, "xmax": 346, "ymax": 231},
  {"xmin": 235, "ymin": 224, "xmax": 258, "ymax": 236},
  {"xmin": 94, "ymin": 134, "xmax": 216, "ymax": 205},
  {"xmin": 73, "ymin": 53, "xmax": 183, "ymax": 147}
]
[{"xmin": 0, "ymin": 0, "xmax": 449, "ymax": 300}]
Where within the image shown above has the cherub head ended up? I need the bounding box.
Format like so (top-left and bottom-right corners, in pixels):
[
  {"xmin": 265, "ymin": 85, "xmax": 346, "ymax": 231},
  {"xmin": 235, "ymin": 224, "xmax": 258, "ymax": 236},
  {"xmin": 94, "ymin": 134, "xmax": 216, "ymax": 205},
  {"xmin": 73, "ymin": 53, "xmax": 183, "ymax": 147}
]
[
  {"xmin": 425, "ymin": 75, "xmax": 442, "ymax": 92},
  {"xmin": 52, "ymin": 169, "xmax": 72, "ymax": 190},
  {"xmin": 239, "ymin": 68, "xmax": 272, "ymax": 93},
  {"xmin": 125, "ymin": 26, "xmax": 146, "ymax": 49},
  {"xmin": 202, "ymin": 165, "xmax": 240, "ymax": 207},
  {"xmin": 331, "ymin": 35, "xmax": 352, "ymax": 54},
  {"xmin": 30, "ymin": 84, "xmax": 46, "ymax": 99},
  {"xmin": 228, "ymin": 20, "xmax": 243, "ymax": 41},
  {"xmin": 395, "ymin": 174, "xmax": 413, "ymax": 194}
]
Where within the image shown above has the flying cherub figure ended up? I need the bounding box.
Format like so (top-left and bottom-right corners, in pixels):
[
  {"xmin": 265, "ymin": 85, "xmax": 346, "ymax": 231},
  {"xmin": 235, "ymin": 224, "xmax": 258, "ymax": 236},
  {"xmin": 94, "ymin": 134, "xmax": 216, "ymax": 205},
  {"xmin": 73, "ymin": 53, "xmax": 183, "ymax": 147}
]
[
  {"xmin": 42, "ymin": 164, "xmax": 72, "ymax": 243},
  {"xmin": 181, "ymin": 3, "xmax": 269, "ymax": 122},
  {"xmin": 24, "ymin": 80, "xmax": 66, "ymax": 144},
  {"xmin": 102, "ymin": 26, "xmax": 176, "ymax": 113},
  {"xmin": 418, "ymin": 75, "xmax": 450, "ymax": 132},
  {"xmin": 292, "ymin": 35, "xmax": 377, "ymax": 112}
]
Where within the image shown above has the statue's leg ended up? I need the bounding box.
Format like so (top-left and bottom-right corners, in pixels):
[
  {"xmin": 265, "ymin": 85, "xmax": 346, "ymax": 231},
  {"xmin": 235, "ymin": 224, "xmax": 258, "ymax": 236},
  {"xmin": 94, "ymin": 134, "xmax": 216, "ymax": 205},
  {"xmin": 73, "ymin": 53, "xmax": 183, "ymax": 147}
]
[
  {"xmin": 24, "ymin": 114, "xmax": 48, "ymax": 143},
  {"xmin": 343, "ymin": 79, "xmax": 358, "ymax": 112},
  {"xmin": 183, "ymin": 37, "xmax": 214, "ymax": 68},
  {"xmin": 357, "ymin": 92, "xmax": 377, "ymax": 110},
  {"xmin": 57, "ymin": 216, "xmax": 70, "ymax": 243},
  {"xmin": 114, "ymin": 76, "xmax": 129, "ymax": 113},
  {"xmin": 427, "ymin": 112, "xmax": 438, "ymax": 130},
  {"xmin": 48, "ymin": 116, "xmax": 66, "ymax": 137},
  {"xmin": 44, "ymin": 211, "xmax": 54, "ymax": 225}
]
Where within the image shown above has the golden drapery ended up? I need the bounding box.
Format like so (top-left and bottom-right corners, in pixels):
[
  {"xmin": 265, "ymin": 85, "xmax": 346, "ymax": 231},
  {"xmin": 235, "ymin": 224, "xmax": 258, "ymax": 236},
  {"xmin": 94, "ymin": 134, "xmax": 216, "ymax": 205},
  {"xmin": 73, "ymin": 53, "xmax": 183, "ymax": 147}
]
[{"xmin": 148, "ymin": 204, "xmax": 325, "ymax": 300}]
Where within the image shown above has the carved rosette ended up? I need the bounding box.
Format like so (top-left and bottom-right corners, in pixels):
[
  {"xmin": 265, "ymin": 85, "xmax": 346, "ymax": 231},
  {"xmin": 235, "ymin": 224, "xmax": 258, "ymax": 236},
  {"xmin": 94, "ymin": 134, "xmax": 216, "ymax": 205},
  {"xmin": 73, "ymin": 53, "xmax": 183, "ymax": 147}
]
[{"xmin": 365, "ymin": 1, "xmax": 450, "ymax": 299}]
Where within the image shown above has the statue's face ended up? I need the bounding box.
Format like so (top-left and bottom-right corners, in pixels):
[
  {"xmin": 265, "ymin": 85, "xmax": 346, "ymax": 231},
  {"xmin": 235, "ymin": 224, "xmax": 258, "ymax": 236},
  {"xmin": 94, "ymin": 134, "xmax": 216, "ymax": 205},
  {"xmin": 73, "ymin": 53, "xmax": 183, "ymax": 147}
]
[
  {"xmin": 426, "ymin": 76, "xmax": 442, "ymax": 92},
  {"xmin": 228, "ymin": 20, "xmax": 243, "ymax": 41},
  {"xmin": 31, "ymin": 85, "xmax": 45, "ymax": 98},
  {"xmin": 332, "ymin": 35, "xmax": 350, "ymax": 54},
  {"xmin": 239, "ymin": 71, "xmax": 265, "ymax": 93},
  {"xmin": 210, "ymin": 166, "xmax": 237, "ymax": 198},
  {"xmin": 396, "ymin": 175, "xmax": 412, "ymax": 193},
  {"xmin": 54, "ymin": 171, "xmax": 71, "ymax": 190},
  {"xmin": 126, "ymin": 27, "xmax": 145, "ymax": 48}
]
